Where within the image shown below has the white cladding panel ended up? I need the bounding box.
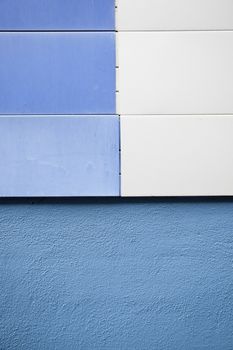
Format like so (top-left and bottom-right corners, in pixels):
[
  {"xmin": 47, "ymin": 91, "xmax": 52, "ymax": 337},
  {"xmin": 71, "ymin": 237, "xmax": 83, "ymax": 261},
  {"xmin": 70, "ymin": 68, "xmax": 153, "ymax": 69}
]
[
  {"xmin": 116, "ymin": 0, "xmax": 233, "ymax": 31},
  {"xmin": 121, "ymin": 116, "xmax": 233, "ymax": 196},
  {"xmin": 117, "ymin": 32, "xmax": 233, "ymax": 115}
]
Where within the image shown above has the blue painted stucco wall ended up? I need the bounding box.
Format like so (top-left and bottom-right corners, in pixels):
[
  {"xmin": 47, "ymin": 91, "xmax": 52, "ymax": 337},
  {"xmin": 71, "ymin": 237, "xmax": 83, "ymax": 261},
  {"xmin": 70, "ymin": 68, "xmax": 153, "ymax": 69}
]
[{"xmin": 1, "ymin": 199, "xmax": 233, "ymax": 350}]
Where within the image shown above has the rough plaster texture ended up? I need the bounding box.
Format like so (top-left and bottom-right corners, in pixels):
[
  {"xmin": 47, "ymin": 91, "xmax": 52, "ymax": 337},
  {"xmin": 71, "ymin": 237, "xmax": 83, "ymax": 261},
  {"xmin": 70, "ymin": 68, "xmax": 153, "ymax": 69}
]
[{"xmin": 0, "ymin": 198, "xmax": 233, "ymax": 350}]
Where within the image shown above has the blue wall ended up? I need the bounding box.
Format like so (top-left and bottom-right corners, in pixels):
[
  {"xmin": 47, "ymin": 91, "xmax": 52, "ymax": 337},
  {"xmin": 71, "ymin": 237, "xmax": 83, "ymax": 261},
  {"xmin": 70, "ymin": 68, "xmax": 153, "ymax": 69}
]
[{"xmin": 1, "ymin": 199, "xmax": 233, "ymax": 350}]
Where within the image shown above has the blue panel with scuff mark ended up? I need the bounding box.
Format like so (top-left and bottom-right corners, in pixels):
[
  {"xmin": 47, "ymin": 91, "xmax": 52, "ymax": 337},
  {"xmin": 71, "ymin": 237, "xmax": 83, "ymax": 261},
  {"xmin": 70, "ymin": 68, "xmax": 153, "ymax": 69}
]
[
  {"xmin": 0, "ymin": 0, "xmax": 115, "ymax": 30},
  {"xmin": 0, "ymin": 32, "xmax": 115, "ymax": 114},
  {"xmin": 0, "ymin": 116, "xmax": 119, "ymax": 197}
]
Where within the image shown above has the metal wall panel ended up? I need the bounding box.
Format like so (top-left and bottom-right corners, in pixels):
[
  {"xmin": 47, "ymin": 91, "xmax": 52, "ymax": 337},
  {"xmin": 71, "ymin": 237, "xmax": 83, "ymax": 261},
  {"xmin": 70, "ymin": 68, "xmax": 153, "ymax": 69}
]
[
  {"xmin": 116, "ymin": 0, "xmax": 233, "ymax": 30},
  {"xmin": 0, "ymin": 0, "xmax": 115, "ymax": 30},
  {"xmin": 117, "ymin": 32, "xmax": 233, "ymax": 115},
  {"xmin": 0, "ymin": 33, "xmax": 115, "ymax": 115},
  {"xmin": 121, "ymin": 115, "xmax": 233, "ymax": 196},
  {"xmin": 0, "ymin": 116, "xmax": 119, "ymax": 197}
]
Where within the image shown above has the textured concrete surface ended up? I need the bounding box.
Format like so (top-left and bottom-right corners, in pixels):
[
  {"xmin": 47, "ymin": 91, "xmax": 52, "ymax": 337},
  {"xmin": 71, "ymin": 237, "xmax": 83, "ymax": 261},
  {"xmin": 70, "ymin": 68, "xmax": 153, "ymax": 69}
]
[{"xmin": 0, "ymin": 198, "xmax": 233, "ymax": 350}]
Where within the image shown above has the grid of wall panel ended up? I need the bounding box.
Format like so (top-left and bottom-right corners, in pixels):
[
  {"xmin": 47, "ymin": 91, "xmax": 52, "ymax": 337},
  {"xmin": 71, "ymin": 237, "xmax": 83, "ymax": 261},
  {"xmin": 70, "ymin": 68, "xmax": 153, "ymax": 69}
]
[
  {"xmin": 0, "ymin": 1, "xmax": 119, "ymax": 196},
  {"xmin": 117, "ymin": 0, "xmax": 233, "ymax": 196},
  {"xmin": 1, "ymin": 1, "xmax": 233, "ymax": 197}
]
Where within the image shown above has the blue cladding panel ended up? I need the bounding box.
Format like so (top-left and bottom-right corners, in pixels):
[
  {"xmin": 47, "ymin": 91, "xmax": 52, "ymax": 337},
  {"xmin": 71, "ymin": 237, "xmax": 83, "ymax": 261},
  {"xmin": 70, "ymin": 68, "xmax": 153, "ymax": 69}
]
[
  {"xmin": 0, "ymin": 116, "xmax": 119, "ymax": 197},
  {"xmin": 0, "ymin": 33, "xmax": 115, "ymax": 115},
  {"xmin": 0, "ymin": 0, "xmax": 115, "ymax": 30}
]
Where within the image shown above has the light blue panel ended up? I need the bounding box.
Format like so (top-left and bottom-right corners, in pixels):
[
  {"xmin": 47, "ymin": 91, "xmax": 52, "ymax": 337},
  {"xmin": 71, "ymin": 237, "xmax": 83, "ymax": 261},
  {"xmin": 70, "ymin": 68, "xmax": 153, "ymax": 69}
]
[
  {"xmin": 0, "ymin": 116, "xmax": 119, "ymax": 196},
  {"xmin": 0, "ymin": 33, "xmax": 115, "ymax": 115},
  {"xmin": 0, "ymin": 0, "xmax": 115, "ymax": 30}
]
